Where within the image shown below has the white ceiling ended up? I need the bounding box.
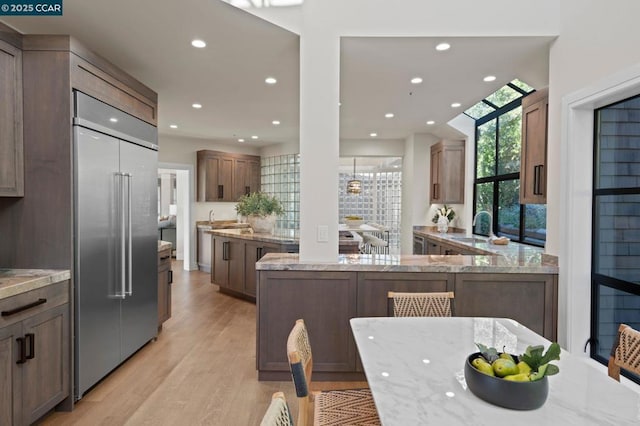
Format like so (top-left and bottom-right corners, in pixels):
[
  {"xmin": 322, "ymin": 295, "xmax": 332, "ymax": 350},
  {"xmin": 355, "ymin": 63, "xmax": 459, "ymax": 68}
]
[{"xmin": 1, "ymin": 1, "xmax": 553, "ymax": 147}]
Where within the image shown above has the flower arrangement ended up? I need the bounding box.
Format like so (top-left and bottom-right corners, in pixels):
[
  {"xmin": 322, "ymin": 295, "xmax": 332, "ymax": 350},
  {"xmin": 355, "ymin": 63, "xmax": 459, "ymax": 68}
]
[{"xmin": 432, "ymin": 205, "xmax": 455, "ymax": 224}]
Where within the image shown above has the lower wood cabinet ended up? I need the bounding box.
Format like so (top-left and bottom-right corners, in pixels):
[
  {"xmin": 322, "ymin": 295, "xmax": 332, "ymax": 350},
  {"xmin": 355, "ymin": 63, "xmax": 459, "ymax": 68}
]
[
  {"xmin": 158, "ymin": 247, "xmax": 172, "ymax": 328},
  {"xmin": 257, "ymin": 270, "xmax": 558, "ymax": 381},
  {"xmin": 212, "ymin": 236, "xmax": 245, "ymax": 294},
  {"xmin": 0, "ymin": 281, "xmax": 70, "ymax": 425},
  {"xmin": 257, "ymin": 271, "xmax": 358, "ymax": 380}
]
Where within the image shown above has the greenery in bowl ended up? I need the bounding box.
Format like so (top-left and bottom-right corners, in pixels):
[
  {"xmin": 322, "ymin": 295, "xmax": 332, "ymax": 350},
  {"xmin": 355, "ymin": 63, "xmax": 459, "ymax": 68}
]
[{"xmin": 235, "ymin": 192, "xmax": 284, "ymax": 217}]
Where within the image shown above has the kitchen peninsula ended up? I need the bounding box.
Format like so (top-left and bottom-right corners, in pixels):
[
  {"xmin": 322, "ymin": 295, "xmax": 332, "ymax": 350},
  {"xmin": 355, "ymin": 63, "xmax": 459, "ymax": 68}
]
[
  {"xmin": 255, "ymin": 233, "xmax": 558, "ymax": 381},
  {"xmin": 207, "ymin": 228, "xmax": 360, "ymax": 300}
]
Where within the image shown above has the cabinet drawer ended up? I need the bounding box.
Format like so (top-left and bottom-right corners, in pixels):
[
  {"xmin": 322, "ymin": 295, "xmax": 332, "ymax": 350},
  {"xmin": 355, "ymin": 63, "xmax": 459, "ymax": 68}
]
[{"xmin": 0, "ymin": 281, "xmax": 69, "ymax": 328}]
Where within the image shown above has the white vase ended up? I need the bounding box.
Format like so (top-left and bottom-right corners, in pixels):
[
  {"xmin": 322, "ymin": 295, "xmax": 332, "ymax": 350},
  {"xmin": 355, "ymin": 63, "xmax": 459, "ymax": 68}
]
[
  {"xmin": 248, "ymin": 214, "xmax": 276, "ymax": 234},
  {"xmin": 437, "ymin": 215, "xmax": 449, "ymax": 234}
]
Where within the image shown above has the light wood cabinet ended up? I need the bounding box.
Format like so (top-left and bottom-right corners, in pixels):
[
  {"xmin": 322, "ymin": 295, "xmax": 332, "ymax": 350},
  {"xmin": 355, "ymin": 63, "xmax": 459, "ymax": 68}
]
[
  {"xmin": 430, "ymin": 140, "xmax": 465, "ymax": 204},
  {"xmin": 0, "ymin": 281, "xmax": 70, "ymax": 425},
  {"xmin": 520, "ymin": 88, "xmax": 548, "ymax": 204},
  {"xmin": 197, "ymin": 150, "xmax": 261, "ymax": 202},
  {"xmin": 158, "ymin": 247, "xmax": 172, "ymax": 328},
  {"xmin": 0, "ymin": 39, "xmax": 24, "ymax": 197}
]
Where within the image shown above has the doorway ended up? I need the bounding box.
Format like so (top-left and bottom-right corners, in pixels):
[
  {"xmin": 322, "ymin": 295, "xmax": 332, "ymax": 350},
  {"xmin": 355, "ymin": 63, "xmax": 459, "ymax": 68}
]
[{"xmin": 159, "ymin": 163, "xmax": 196, "ymax": 270}]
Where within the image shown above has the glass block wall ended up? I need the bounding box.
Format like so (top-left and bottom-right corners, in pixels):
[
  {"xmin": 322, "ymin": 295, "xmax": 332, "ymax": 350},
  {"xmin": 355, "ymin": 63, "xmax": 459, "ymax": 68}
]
[
  {"xmin": 339, "ymin": 169, "xmax": 402, "ymax": 253},
  {"xmin": 261, "ymin": 154, "xmax": 300, "ymax": 230}
]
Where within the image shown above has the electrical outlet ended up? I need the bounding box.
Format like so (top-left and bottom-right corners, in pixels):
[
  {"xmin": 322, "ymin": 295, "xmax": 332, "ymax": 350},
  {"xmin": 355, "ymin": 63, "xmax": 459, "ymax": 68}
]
[{"xmin": 317, "ymin": 225, "xmax": 329, "ymax": 242}]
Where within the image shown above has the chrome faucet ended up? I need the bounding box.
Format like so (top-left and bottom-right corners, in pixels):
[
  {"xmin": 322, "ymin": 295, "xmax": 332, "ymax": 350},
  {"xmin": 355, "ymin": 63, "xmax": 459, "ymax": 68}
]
[
  {"xmin": 472, "ymin": 210, "xmax": 495, "ymax": 238},
  {"xmin": 209, "ymin": 209, "xmax": 215, "ymax": 223}
]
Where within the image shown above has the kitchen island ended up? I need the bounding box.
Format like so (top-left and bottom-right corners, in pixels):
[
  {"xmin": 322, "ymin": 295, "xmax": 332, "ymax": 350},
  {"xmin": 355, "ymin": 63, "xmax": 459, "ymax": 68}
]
[
  {"xmin": 256, "ymin": 251, "xmax": 558, "ymax": 381},
  {"xmin": 206, "ymin": 228, "xmax": 361, "ymax": 300},
  {"xmin": 0, "ymin": 269, "xmax": 72, "ymax": 424}
]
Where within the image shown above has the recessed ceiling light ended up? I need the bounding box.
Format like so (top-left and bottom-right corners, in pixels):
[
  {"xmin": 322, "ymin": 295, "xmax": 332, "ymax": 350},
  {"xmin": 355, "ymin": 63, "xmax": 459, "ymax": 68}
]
[
  {"xmin": 272, "ymin": 120, "xmax": 280, "ymax": 125},
  {"xmin": 251, "ymin": 135, "xmax": 259, "ymax": 139},
  {"xmin": 109, "ymin": 117, "xmax": 118, "ymax": 123},
  {"xmin": 265, "ymin": 77, "xmax": 277, "ymax": 85},
  {"xmin": 436, "ymin": 42, "xmax": 451, "ymax": 51},
  {"xmin": 426, "ymin": 120, "xmax": 435, "ymax": 125},
  {"xmin": 192, "ymin": 103, "xmax": 202, "ymax": 109},
  {"xmin": 483, "ymin": 75, "xmax": 497, "ymax": 82},
  {"xmin": 191, "ymin": 39, "xmax": 206, "ymax": 48},
  {"xmin": 238, "ymin": 138, "xmax": 245, "ymax": 143},
  {"xmin": 385, "ymin": 113, "xmax": 394, "ymax": 118},
  {"xmin": 451, "ymin": 102, "xmax": 461, "ymax": 108},
  {"xmin": 410, "ymin": 77, "xmax": 423, "ymax": 84},
  {"xmin": 169, "ymin": 124, "xmax": 178, "ymax": 129},
  {"xmin": 370, "ymin": 133, "xmax": 378, "ymax": 137}
]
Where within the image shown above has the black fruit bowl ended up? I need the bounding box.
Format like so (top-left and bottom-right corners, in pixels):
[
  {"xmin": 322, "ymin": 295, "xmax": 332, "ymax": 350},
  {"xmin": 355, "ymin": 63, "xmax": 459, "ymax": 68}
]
[{"xmin": 465, "ymin": 352, "xmax": 549, "ymax": 410}]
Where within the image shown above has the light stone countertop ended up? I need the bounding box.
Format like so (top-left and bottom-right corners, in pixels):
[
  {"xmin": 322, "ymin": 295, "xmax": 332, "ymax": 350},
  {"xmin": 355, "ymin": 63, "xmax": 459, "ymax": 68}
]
[
  {"xmin": 196, "ymin": 220, "xmax": 251, "ymax": 230},
  {"xmin": 256, "ymin": 252, "xmax": 557, "ymax": 274},
  {"xmin": 0, "ymin": 269, "xmax": 71, "ymax": 300},
  {"xmin": 158, "ymin": 240, "xmax": 172, "ymax": 252},
  {"xmin": 207, "ymin": 228, "xmax": 361, "ymax": 247},
  {"xmin": 414, "ymin": 226, "xmax": 558, "ymax": 266}
]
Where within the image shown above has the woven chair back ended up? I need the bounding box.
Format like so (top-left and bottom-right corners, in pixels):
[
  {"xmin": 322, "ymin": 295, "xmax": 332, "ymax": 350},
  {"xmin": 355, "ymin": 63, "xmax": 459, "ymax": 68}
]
[
  {"xmin": 609, "ymin": 323, "xmax": 640, "ymax": 381},
  {"xmin": 287, "ymin": 319, "xmax": 313, "ymax": 397},
  {"xmin": 388, "ymin": 291, "xmax": 454, "ymax": 317},
  {"xmin": 260, "ymin": 392, "xmax": 294, "ymax": 426}
]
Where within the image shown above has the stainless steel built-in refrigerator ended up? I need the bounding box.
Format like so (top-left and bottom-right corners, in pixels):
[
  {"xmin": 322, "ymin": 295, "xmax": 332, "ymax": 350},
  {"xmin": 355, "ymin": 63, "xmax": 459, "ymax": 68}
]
[{"xmin": 73, "ymin": 92, "xmax": 158, "ymax": 399}]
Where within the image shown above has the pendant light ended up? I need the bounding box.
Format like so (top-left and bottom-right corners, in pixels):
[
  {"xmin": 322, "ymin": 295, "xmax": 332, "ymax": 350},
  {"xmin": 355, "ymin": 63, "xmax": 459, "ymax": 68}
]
[{"xmin": 347, "ymin": 157, "xmax": 362, "ymax": 194}]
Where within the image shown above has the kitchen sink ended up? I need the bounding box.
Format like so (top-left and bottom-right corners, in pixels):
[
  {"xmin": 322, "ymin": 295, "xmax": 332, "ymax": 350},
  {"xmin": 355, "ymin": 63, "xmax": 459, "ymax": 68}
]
[{"xmin": 450, "ymin": 237, "xmax": 487, "ymax": 243}]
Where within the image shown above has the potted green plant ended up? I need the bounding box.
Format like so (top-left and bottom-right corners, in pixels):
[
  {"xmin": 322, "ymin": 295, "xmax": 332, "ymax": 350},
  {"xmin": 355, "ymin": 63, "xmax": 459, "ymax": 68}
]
[{"xmin": 235, "ymin": 192, "xmax": 284, "ymax": 234}]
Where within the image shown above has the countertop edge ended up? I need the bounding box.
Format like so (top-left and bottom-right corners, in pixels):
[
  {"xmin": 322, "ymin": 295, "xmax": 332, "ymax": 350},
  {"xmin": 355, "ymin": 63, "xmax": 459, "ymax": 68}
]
[{"xmin": 0, "ymin": 269, "xmax": 71, "ymax": 300}]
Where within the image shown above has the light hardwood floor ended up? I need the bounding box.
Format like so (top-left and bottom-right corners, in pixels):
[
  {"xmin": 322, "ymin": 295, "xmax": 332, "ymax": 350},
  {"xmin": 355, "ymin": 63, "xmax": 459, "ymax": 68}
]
[{"xmin": 42, "ymin": 262, "xmax": 295, "ymax": 425}]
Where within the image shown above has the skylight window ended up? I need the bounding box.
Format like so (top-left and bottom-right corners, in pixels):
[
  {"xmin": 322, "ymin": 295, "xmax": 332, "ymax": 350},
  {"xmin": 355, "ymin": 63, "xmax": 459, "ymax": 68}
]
[{"xmin": 464, "ymin": 79, "xmax": 535, "ymax": 120}]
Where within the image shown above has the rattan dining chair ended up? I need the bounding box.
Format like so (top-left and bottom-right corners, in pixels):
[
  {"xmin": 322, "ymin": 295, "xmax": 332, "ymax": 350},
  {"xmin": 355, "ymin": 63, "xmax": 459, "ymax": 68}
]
[
  {"xmin": 260, "ymin": 392, "xmax": 294, "ymax": 426},
  {"xmin": 387, "ymin": 291, "xmax": 455, "ymax": 317},
  {"xmin": 287, "ymin": 319, "xmax": 381, "ymax": 426},
  {"xmin": 608, "ymin": 323, "xmax": 640, "ymax": 381}
]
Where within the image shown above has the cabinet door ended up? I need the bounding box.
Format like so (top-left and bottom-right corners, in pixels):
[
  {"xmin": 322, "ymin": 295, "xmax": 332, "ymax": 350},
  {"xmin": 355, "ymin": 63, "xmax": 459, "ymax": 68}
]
[
  {"xmin": 430, "ymin": 147, "xmax": 441, "ymax": 203},
  {"xmin": 228, "ymin": 239, "xmax": 245, "ymax": 293},
  {"xmin": 158, "ymin": 249, "xmax": 171, "ymax": 326},
  {"xmin": 21, "ymin": 304, "xmax": 69, "ymax": 425},
  {"xmin": 453, "ymin": 273, "xmax": 557, "ymax": 340},
  {"xmin": 357, "ymin": 272, "xmax": 452, "ymax": 317},
  {"xmin": 249, "ymin": 160, "xmax": 261, "ymax": 194},
  {"xmin": 258, "ymin": 271, "xmax": 358, "ymax": 373},
  {"xmin": 212, "ymin": 237, "xmax": 229, "ymax": 288},
  {"xmin": 520, "ymin": 93, "xmax": 548, "ymax": 204},
  {"xmin": 244, "ymin": 242, "xmax": 262, "ymax": 297},
  {"xmin": 425, "ymin": 238, "xmax": 441, "ymax": 255},
  {"xmin": 442, "ymin": 143, "xmax": 465, "ymax": 203},
  {"xmin": 0, "ymin": 322, "xmax": 22, "ymax": 426},
  {"xmin": 0, "ymin": 40, "xmax": 24, "ymax": 197},
  {"xmin": 233, "ymin": 158, "xmax": 249, "ymax": 201}
]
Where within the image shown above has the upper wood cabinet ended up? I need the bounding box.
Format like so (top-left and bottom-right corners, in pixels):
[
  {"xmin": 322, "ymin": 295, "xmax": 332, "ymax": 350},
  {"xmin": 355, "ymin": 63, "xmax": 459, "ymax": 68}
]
[
  {"xmin": 0, "ymin": 39, "xmax": 24, "ymax": 197},
  {"xmin": 430, "ymin": 140, "xmax": 465, "ymax": 204},
  {"xmin": 520, "ymin": 88, "xmax": 548, "ymax": 204},
  {"xmin": 197, "ymin": 150, "xmax": 261, "ymax": 202}
]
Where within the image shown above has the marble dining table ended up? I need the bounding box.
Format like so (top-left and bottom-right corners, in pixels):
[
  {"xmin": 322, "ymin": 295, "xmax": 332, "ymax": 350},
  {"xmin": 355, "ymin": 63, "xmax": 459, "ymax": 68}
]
[{"xmin": 350, "ymin": 317, "xmax": 640, "ymax": 425}]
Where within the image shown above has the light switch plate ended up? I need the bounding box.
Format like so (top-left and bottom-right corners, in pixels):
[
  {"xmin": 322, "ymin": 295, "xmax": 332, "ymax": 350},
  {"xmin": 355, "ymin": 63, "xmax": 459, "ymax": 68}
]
[{"xmin": 317, "ymin": 225, "xmax": 329, "ymax": 242}]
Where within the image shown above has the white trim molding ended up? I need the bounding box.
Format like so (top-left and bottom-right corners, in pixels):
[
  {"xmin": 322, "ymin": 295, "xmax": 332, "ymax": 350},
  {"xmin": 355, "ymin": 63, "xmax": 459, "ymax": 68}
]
[{"xmin": 560, "ymin": 63, "xmax": 640, "ymax": 355}]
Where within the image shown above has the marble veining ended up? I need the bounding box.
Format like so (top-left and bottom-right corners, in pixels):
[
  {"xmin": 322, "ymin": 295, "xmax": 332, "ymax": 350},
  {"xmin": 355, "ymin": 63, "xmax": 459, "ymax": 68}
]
[
  {"xmin": 256, "ymin": 253, "xmax": 557, "ymax": 273},
  {"xmin": 351, "ymin": 317, "xmax": 640, "ymax": 425},
  {"xmin": 0, "ymin": 269, "xmax": 71, "ymax": 300}
]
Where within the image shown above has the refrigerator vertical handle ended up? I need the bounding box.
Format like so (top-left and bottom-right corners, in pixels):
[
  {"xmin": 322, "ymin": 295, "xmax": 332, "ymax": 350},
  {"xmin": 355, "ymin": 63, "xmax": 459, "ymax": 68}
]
[
  {"xmin": 117, "ymin": 172, "xmax": 126, "ymax": 299},
  {"xmin": 126, "ymin": 173, "xmax": 133, "ymax": 296}
]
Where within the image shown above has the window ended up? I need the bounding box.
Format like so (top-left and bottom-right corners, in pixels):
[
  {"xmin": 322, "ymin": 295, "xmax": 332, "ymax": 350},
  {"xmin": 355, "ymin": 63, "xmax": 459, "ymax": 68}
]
[
  {"xmin": 261, "ymin": 154, "xmax": 300, "ymax": 230},
  {"xmin": 591, "ymin": 94, "xmax": 640, "ymax": 383},
  {"xmin": 470, "ymin": 80, "xmax": 546, "ymax": 245}
]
